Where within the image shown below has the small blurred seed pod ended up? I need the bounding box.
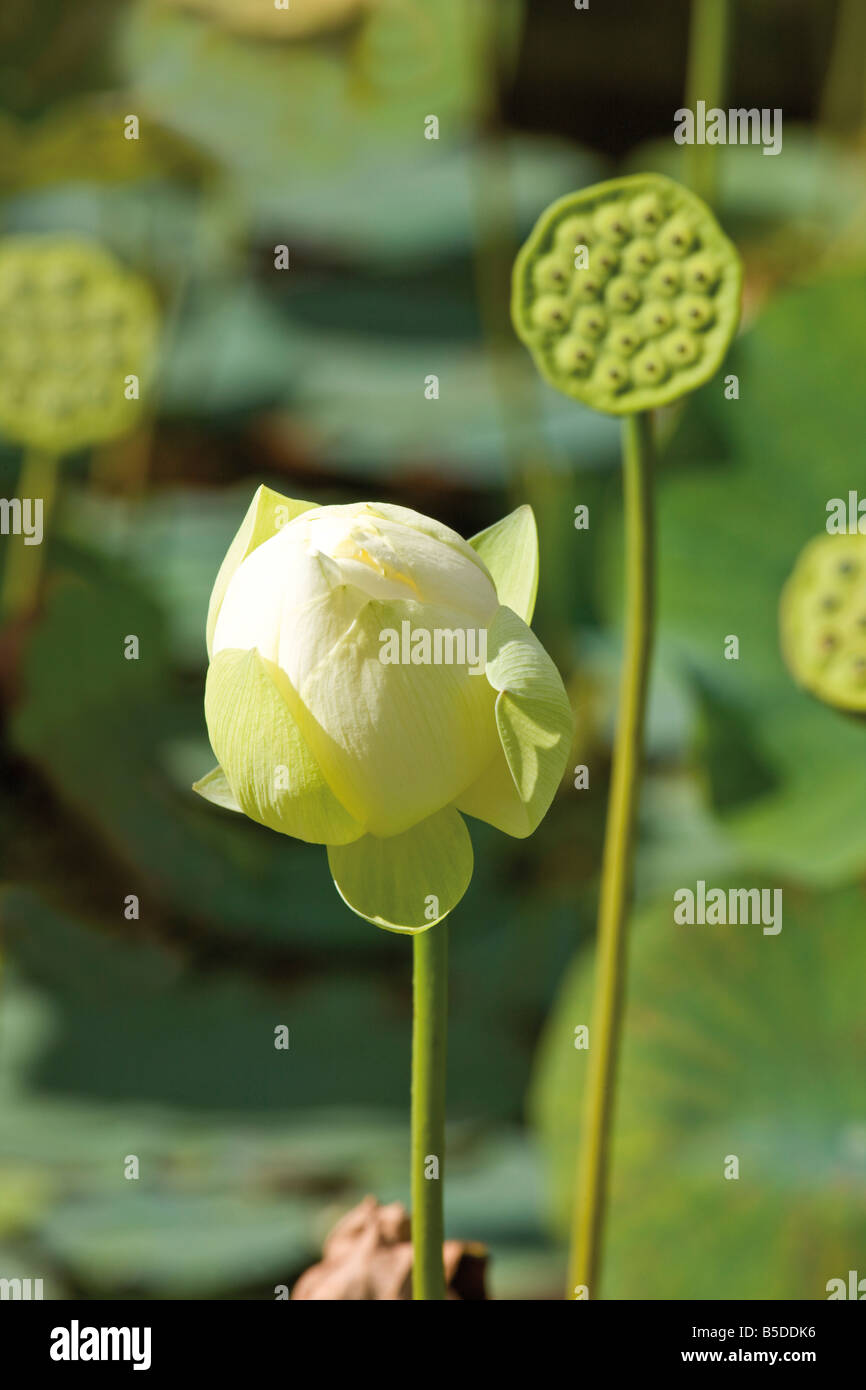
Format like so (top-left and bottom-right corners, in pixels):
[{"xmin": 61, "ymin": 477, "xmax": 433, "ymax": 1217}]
[
  {"xmin": 780, "ymin": 533, "xmax": 866, "ymax": 713},
  {"xmin": 0, "ymin": 236, "xmax": 159, "ymax": 454}
]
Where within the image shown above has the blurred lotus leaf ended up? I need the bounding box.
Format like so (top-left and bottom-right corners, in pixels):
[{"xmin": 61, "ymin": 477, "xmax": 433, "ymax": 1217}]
[
  {"xmin": 531, "ymin": 883, "xmax": 866, "ymax": 1299},
  {"xmin": 249, "ymin": 133, "xmax": 604, "ymax": 265},
  {"xmin": 0, "ymin": 236, "xmax": 159, "ymax": 452},
  {"xmin": 780, "ymin": 532, "xmax": 866, "ymax": 713},
  {"xmin": 120, "ymin": 0, "xmax": 489, "ymax": 190}
]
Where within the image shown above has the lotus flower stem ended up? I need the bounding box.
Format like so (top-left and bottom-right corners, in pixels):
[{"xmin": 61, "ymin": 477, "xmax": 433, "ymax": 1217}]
[
  {"xmin": 411, "ymin": 918, "xmax": 448, "ymax": 1300},
  {"xmin": 1, "ymin": 447, "xmax": 60, "ymax": 620},
  {"xmin": 685, "ymin": 0, "xmax": 731, "ymax": 208},
  {"xmin": 569, "ymin": 410, "xmax": 655, "ymax": 1297}
]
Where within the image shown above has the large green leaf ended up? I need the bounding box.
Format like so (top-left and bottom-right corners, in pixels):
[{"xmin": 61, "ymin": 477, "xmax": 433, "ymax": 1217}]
[{"xmin": 531, "ymin": 882, "xmax": 866, "ymax": 1299}]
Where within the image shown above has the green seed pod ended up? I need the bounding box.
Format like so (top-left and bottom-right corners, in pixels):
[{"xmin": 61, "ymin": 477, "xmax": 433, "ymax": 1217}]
[
  {"xmin": 511, "ymin": 173, "xmax": 742, "ymax": 414},
  {"xmin": 0, "ymin": 236, "xmax": 158, "ymax": 453},
  {"xmin": 780, "ymin": 533, "xmax": 866, "ymax": 713}
]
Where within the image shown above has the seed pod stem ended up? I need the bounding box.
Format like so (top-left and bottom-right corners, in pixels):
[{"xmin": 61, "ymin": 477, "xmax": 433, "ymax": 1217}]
[
  {"xmin": 569, "ymin": 411, "xmax": 656, "ymax": 1298},
  {"xmin": 684, "ymin": 0, "xmax": 732, "ymax": 208},
  {"xmin": 1, "ymin": 447, "xmax": 60, "ymax": 620}
]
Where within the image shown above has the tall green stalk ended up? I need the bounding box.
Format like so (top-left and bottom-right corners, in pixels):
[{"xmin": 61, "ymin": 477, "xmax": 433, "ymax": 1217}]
[
  {"xmin": 569, "ymin": 412, "xmax": 655, "ymax": 1298},
  {"xmin": 685, "ymin": 0, "xmax": 732, "ymax": 208},
  {"xmin": 411, "ymin": 919, "xmax": 448, "ymax": 1300},
  {"xmin": 1, "ymin": 447, "xmax": 61, "ymax": 620}
]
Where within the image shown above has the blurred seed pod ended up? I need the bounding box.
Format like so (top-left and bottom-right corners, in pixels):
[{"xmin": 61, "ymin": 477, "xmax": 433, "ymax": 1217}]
[
  {"xmin": 0, "ymin": 237, "xmax": 159, "ymax": 454},
  {"xmin": 780, "ymin": 531, "xmax": 866, "ymax": 714},
  {"xmin": 5, "ymin": 98, "xmax": 216, "ymax": 191},
  {"xmin": 162, "ymin": 0, "xmax": 372, "ymax": 41},
  {"xmin": 511, "ymin": 173, "xmax": 742, "ymax": 415}
]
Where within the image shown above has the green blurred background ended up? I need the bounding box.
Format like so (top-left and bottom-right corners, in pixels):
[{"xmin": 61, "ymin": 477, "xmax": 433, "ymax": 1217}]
[{"xmin": 0, "ymin": 0, "xmax": 864, "ymax": 1299}]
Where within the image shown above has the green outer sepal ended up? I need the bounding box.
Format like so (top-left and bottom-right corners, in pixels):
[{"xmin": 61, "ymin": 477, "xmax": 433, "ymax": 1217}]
[{"xmin": 469, "ymin": 504, "xmax": 539, "ymax": 623}]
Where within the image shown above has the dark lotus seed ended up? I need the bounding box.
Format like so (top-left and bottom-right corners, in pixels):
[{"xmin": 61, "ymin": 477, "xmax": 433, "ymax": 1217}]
[
  {"xmin": 820, "ymin": 594, "xmax": 841, "ymax": 611},
  {"xmin": 610, "ymin": 325, "xmax": 642, "ymax": 357},
  {"xmin": 642, "ymin": 301, "xmax": 674, "ymax": 336},
  {"xmin": 606, "ymin": 275, "xmax": 642, "ymax": 311},
  {"xmin": 633, "ymin": 348, "xmax": 669, "ymax": 384},
  {"xmin": 573, "ymin": 271, "xmax": 604, "ymax": 302},
  {"xmin": 623, "ymin": 238, "xmax": 658, "ymax": 275},
  {"xmin": 838, "ymin": 560, "xmax": 857, "ymax": 576},
  {"xmin": 629, "ymin": 193, "xmax": 664, "ymax": 230},
  {"xmin": 594, "ymin": 246, "xmax": 620, "ymax": 276},
  {"xmin": 659, "ymin": 216, "xmax": 695, "ymax": 256},
  {"xmin": 531, "ymin": 295, "xmax": 569, "ymax": 330},
  {"xmin": 819, "ymin": 633, "xmax": 838, "ymax": 650},
  {"xmin": 594, "ymin": 205, "xmax": 631, "ymax": 244},
  {"xmin": 596, "ymin": 356, "xmax": 630, "ymax": 391},
  {"xmin": 533, "ymin": 254, "xmax": 571, "ymax": 292},
  {"xmin": 684, "ymin": 253, "xmax": 719, "ymax": 292},
  {"xmin": 575, "ymin": 306, "xmax": 607, "ymax": 339},
  {"xmin": 677, "ymin": 295, "xmax": 715, "ymax": 330},
  {"xmin": 554, "ymin": 335, "xmax": 595, "ymax": 375},
  {"xmin": 554, "ymin": 216, "xmax": 594, "ymax": 252},
  {"xmin": 648, "ymin": 262, "xmax": 681, "ymax": 297},
  {"xmin": 662, "ymin": 330, "xmax": 701, "ymax": 367}
]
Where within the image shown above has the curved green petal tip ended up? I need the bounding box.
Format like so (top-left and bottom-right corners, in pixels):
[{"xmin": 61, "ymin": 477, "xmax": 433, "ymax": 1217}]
[
  {"xmin": 206, "ymin": 485, "xmax": 317, "ymax": 658},
  {"xmin": 327, "ymin": 807, "xmax": 473, "ymax": 933},
  {"xmin": 469, "ymin": 505, "xmax": 539, "ymax": 624},
  {"xmin": 192, "ymin": 764, "xmax": 243, "ymax": 812},
  {"xmin": 512, "ymin": 172, "xmax": 742, "ymax": 415},
  {"xmin": 457, "ymin": 605, "xmax": 574, "ymax": 837},
  {"xmin": 205, "ymin": 647, "xmax": 364, "ymax": 846}
]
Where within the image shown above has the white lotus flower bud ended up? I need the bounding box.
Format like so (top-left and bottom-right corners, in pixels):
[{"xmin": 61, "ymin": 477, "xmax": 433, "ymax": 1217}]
[{"xmin": 195, "ymin": 488, "xmax": 573, "ymax": 931}]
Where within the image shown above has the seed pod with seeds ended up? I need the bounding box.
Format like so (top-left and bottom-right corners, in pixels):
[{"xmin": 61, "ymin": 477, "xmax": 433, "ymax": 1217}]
[
  {"xmin": 780, "ymin": 533, "xmax": 866, "ymax": 714},
  {"xmin": 511, "ymin": 173, "xmax": 741, "ymax": 416}
]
